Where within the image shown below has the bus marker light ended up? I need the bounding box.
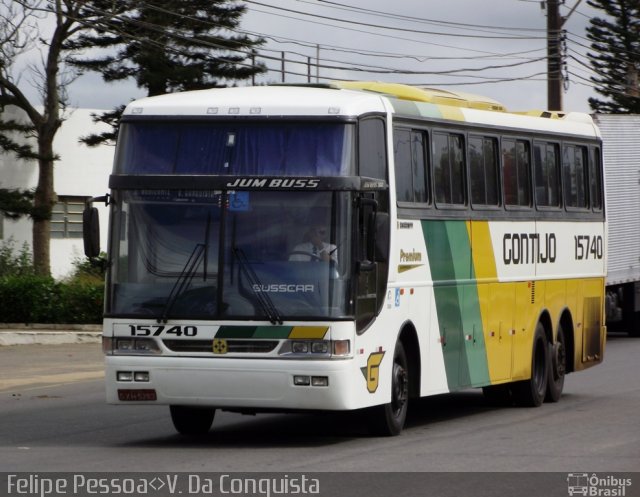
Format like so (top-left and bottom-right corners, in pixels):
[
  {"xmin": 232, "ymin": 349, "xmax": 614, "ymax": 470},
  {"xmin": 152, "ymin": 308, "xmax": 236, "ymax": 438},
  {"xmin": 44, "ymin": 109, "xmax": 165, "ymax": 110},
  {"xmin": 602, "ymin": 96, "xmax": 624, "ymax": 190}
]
[
  {"xmin": 311, "ymin": 376, "xmax": 329, "ymax": 387},
  {"xmin": 117, "ymin": 371, "xmax": 133, "ymax": 382},
  {"xmin": 134, "ymin": 372, "xmax": 150, "ymax": 382},
  {"xmin": 294, "ymin": 376, "xmax": 310, "ymax": 386},
  {"xmin": 333, "ymin": 340, "xmax": 350, "ymax": 356}
]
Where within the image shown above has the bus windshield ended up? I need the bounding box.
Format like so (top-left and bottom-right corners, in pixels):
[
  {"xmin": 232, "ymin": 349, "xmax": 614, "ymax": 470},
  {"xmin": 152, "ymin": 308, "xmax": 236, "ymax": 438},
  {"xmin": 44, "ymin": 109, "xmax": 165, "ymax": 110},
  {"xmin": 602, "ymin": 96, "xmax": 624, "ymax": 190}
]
[
  {"xmin": 108, "ymin": 190, "xmax": 354, "ymax": 320},
  {"xmin": 115, "ymin": 121, "xmax": 355, "ymax": 176}
]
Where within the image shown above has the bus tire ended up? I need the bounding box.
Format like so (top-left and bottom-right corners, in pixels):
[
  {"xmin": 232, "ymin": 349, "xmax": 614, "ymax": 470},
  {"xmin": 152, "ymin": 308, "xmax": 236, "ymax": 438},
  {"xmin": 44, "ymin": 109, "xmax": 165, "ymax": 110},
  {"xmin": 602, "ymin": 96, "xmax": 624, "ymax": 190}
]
[
  {"xmin": 545, "ymin": 323, "xmax": 566, "ymax": 402},
  {"xmin": 170, "ymin": 405, "xmax": 215, "ymax": 435},
  {"xmin": 367, "ymin": 341, "xmax": 409, "ymax": 436},
  {"xmin": 513, "ymin": 323, "xmax": 548, "ymax": 407}
]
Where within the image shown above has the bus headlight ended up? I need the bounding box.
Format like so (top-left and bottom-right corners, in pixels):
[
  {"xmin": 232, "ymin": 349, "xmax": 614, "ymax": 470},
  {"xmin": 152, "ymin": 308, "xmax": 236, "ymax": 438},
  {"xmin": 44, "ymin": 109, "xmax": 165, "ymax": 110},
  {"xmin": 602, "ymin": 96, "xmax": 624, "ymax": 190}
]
[
  {"xmin": 103, "ymin": 337, "xmax": 162, "ymax": 355},
  {"xmin": 280, "ymin": 339, "xmax": 351, "ymax": 358}
]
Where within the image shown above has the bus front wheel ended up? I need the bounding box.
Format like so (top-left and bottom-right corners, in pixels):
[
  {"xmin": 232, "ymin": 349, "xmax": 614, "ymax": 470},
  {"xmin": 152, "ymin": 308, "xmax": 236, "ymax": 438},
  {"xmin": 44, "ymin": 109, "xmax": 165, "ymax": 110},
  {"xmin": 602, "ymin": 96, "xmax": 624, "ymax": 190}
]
[
  {"xmin": 170, "ymin": 405, "xmax": 215, "ymax": 435},
  {"xmin": 513, "ymin": 323, "xmax": 548, "ymax": 407},
  {"xmin": 367, "ymin": 341, "xmax": 409, "ymax": 436}
]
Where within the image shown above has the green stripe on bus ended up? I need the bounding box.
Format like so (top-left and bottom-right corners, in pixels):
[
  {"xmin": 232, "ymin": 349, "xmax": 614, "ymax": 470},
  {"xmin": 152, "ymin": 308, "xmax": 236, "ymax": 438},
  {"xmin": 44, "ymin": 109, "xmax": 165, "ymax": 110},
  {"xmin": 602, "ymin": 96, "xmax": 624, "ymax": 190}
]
[
  {"xmin": 216, "ymin": 326, "xmax": 258, "ymax": 338},
  {"xmin": 253, "ymin": 326, "xmax": 293, "ymax": 339},
  {"xmin": 422, "ymin": 220, "xmax": 490, "ymax": 390},
  {"xmin": 216, "ymin": 326, "xmax": 294, "ymax": 339}
]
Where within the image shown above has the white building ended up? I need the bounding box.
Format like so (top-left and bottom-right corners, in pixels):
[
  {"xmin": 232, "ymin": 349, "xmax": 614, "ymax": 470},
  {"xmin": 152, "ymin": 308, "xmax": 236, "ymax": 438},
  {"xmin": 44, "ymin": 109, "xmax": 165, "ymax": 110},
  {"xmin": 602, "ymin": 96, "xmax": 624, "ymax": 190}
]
[{"xmin": 0, "ymin": 106, "xmax": 113, "ymax": 278}]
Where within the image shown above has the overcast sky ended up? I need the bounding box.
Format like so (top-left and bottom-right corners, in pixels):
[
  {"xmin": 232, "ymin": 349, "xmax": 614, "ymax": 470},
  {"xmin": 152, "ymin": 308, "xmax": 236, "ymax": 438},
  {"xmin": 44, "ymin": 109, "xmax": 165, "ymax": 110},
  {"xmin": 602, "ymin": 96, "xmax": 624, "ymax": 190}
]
[{"xmin": 24, "ymin": 0, "xmax": 602, "ymax": 114}]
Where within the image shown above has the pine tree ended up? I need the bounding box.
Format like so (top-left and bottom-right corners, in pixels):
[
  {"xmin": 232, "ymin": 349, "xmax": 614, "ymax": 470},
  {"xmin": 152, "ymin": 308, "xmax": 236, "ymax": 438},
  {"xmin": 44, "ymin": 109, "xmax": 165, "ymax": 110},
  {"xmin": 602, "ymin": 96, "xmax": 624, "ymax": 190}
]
[
  {"xmin": 67, "ymin": 0, "xmax": 265, "ymax": 144},
  {"xmin": 587, "ymin": 0, "xmax": 640, "ymax": 113}
]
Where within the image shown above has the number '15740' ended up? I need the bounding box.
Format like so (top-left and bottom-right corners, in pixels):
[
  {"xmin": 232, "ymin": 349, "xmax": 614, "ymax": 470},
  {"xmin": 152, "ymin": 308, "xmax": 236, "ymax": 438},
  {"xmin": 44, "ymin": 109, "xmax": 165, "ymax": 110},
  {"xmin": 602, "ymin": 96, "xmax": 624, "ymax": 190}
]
[
  {"xmin": 574, "ymin": 235, "xmax": 603, "ymax": 260},
  {"xmin": 129, "ymin": 325, "xmax": 197, "ymax": 337}
]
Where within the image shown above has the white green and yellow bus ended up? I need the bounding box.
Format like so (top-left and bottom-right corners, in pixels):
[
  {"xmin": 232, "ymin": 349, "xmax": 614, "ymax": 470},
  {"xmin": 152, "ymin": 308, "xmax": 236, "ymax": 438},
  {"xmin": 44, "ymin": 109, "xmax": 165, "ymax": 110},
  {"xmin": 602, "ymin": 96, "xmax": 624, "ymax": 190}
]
[{"xmin": 84, "ymin": 82, "xmax": 606, "ymax": 436}]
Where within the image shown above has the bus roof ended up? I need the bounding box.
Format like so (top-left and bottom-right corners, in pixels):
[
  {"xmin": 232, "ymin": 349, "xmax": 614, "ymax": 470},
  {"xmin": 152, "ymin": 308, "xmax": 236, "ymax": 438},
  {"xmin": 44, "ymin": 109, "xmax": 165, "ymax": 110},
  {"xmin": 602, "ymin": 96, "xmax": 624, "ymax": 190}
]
[
  {"xmin": 122, "ymin": 85, "xmax": 387, "ymax": 118},
  {"xmin": 122, "ymin": 83, "xmax": 599, "ymax": 139}
]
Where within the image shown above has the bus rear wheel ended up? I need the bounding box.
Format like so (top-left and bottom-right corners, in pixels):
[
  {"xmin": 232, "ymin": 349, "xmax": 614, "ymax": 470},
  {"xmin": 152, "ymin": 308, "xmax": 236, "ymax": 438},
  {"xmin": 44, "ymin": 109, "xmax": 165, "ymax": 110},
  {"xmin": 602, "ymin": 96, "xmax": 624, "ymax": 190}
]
[
  {"xmin": 367, "ymin": 341, "xmax": 409, "ymax": 436},
  {"xmin": 513, "ymin": 323, "xmax": 548, "ymax": 407},
  {"xmin": 545, "ymin": 323, "xmax": 566, "ymax": 402},
  {"xmin": 170, "ymin": 405, "xmax": 215, "ymax": 435}
]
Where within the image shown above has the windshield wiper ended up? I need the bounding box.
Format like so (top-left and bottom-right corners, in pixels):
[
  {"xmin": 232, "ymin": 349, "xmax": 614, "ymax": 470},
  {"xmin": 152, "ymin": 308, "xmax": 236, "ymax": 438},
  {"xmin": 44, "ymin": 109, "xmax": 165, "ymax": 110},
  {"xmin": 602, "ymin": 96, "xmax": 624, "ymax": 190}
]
[
  {"xmin": 159, "ymin": 243, "xmax": 205, "ymax": 322},
  {"xmin": 234, "ymin": 246, "xmax": 283, "ymax": 325},
  {"xmin": 160, "ymin": 213, "xmax": 213, "ymax": 322}
]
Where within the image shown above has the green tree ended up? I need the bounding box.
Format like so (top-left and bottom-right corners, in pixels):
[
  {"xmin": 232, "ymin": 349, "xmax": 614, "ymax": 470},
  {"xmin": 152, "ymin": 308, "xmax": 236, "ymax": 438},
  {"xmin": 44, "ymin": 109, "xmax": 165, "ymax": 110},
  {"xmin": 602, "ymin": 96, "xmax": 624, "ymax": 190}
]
[
  {"xmin": 67, "ymin": 0, "xmax": 265, "ymax": 145},
  {"xmin": 0, "ymin": 0, "xmax": 107, "ymax": 275},
  {"xmin": 587, "ymin": 0, "xmax": 640, "ymax": 113},
  {"xmin": 0, "ymin": 188, "xmax": 34, "ymax": 219}
]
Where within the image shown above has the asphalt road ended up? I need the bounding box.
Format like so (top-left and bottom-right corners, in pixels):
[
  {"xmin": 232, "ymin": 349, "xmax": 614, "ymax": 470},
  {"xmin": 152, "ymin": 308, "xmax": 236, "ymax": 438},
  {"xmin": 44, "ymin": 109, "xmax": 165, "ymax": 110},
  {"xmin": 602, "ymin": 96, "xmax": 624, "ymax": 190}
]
[{"xmin": 0, "ymin": 334, "xmax": 638, "ymax": 495}]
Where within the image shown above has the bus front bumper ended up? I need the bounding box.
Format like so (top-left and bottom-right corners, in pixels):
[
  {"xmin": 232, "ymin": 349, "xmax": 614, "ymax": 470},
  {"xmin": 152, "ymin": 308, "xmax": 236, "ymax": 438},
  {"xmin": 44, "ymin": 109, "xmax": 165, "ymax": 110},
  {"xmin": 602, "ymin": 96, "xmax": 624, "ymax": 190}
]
[{"xmin": 105, "ymin": 355, "xmax": 365, "ymax": 411}]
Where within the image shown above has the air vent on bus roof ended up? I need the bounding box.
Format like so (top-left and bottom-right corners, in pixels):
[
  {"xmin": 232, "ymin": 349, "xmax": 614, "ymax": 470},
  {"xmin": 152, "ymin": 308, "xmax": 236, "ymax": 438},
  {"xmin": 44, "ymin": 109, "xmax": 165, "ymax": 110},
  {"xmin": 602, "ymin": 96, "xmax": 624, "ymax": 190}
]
[
  {"xmin": 513, "ymin": 110, "xmax": 567, "ymax": 119},
  {"xmin": 333, "ymin": 81, "xmax": 508, "ymax": 112}
]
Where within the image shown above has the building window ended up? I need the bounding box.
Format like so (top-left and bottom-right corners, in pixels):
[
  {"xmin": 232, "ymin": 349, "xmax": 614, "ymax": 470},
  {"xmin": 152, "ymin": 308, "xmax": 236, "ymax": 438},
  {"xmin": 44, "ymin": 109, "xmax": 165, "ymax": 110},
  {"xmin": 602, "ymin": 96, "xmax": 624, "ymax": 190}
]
[{"xmin": 51, "ymin": 196, "xmax": 86, "ymax": 239}]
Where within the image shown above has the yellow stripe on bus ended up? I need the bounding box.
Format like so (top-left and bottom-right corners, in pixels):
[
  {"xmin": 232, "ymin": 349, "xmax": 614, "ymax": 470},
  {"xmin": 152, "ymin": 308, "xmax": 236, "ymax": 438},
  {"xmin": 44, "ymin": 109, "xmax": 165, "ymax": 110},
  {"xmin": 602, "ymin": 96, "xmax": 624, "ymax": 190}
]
[
  {"xmin": 469, "ymin": 221, "xmax": 513, "ymax": 384},
  {"xmin": 289, "ymin": 326, "xmax": 329, "ymax": 339}
]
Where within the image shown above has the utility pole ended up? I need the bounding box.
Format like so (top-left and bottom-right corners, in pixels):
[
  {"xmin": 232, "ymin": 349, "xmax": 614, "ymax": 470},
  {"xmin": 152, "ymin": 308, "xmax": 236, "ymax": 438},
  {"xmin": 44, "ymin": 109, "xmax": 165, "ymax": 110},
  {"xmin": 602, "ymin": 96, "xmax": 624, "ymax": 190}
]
[
  {"xmin": 547, "ymin": 0, "xmax": 563, "ymax": 111},
  {"xmin": 546, "ymin": 0, "xmax": 583, "ymax": 111}
]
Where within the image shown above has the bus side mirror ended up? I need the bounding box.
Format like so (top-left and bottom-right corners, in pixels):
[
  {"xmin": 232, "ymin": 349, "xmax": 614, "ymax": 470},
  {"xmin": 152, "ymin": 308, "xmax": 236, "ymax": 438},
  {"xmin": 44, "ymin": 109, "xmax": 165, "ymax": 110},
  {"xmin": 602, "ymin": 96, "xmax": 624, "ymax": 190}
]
[
  {"xmin": 83, "ymin": 206, "xmax": 101, "ymax": 258},
  {"xmin": 83, "ymin": 194, "xmax": 110, "ymax": 259}
]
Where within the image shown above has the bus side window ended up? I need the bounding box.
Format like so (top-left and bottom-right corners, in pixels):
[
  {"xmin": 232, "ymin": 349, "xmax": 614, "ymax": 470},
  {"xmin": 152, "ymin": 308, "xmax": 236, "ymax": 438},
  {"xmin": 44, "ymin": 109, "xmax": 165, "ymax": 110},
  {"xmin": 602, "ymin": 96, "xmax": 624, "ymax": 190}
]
[
  {"xmin": 393, "ymin": 128, "xmax": 428, "ymax": 204},
  {"xmin": 589, "ymin": 146, "xmax": 603, "ymax": 211},
  {"xmin": 534, "ymin": 142, "xmax": 561, "ymax": 208},
  {"xmin": 503, "ymin": 138, "xmax": 531, "ymax": 207},
  {"xmin": 433, "ymin": 131, "xmax": 465, "ymax": 206},
  {"xmin": 563, "ymin": 144, "xmax": 589, "ymax": 209},
  {"xmin": 411, "ymin": 130, "xmax": 428, "ymax": 203},
  {"xmin": 394, "ymin": 128, "xmax": 412, "ymax": 202},
  {"xmin": 359, "ymin": 117, "xmax": 387, "ymax": 180},
  {"xmin": 469, "ymin": 135, "xmax": 499, "ymax": 207}
]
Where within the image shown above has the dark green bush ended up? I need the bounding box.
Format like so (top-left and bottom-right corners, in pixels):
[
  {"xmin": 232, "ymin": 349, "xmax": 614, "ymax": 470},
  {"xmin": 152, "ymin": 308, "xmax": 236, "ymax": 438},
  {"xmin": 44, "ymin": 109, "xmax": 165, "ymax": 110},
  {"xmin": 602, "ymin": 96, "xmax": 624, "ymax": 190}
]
[
  {"xmin": 0, "ymin": 243, "xmax": 104, "ymax": 324},
  {"xmin": 58, "ymin": 279, "xmax": 104, "ymax": 323},
  {"xmin": 0, "ymin": 238, "xmax": 34, "ymax": 277},
  {"xmin": 0, "ymin": 275, "xmax": 104, "ymax": 324}
]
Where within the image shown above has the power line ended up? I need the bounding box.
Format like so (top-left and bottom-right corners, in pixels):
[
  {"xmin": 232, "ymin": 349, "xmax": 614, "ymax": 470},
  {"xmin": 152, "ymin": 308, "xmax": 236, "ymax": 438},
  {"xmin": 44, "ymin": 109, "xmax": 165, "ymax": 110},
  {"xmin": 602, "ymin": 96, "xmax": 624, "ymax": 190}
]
[
  {"xmin": 297, "ymin": 0, "xmax": 547, "ymax": 33},
  {"xmin": 244, "ymin": 0, "xmax": 546, "ymax": 40}
]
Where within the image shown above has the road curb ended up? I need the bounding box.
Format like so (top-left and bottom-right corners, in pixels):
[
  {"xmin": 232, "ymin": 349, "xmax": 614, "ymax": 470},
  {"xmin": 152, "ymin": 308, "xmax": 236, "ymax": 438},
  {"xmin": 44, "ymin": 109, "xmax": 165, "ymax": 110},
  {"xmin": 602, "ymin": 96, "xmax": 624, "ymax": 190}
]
[{"xmin": 0, "ymin": 324, "xmax": 102, "ymax": 346}]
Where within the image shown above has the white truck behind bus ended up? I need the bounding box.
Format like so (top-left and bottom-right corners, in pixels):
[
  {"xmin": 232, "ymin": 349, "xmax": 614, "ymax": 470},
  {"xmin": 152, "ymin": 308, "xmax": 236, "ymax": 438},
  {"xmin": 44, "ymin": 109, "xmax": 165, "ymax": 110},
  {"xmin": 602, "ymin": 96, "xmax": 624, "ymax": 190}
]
[{"xmin": 595, "ymin": 114, "xmax": 640, "ymax": 336}]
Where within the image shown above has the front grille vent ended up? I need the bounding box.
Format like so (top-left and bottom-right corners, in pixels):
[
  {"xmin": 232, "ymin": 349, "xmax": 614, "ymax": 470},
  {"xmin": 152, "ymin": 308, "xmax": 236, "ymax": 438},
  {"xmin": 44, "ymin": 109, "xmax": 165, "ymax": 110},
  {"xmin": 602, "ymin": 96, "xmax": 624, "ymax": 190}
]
[{"xmin": 163, "ymin": 339, "xmax": 279, "ymax": 354}]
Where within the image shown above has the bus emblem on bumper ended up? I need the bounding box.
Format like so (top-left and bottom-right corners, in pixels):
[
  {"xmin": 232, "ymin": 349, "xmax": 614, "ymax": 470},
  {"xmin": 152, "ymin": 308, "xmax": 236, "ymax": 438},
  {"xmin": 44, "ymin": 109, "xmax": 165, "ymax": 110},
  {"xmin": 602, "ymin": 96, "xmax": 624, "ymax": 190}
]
[{"xmin": 213, "ymin": 339, "xmax": 228, "ymax": 355}]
